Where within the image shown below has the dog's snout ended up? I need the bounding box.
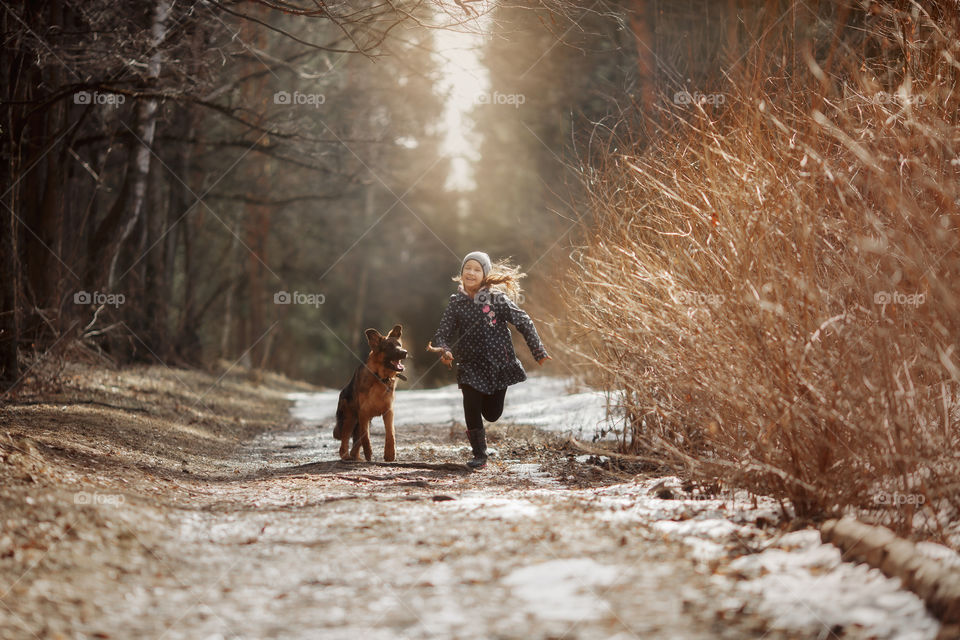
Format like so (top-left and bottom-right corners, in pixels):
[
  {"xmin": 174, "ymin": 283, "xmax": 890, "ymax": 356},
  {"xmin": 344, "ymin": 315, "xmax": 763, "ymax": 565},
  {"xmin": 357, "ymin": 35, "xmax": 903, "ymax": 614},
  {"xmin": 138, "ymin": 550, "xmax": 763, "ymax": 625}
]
[{"xmin": 398, "ymin": 349, "xmax": 408, "ymax": 359}]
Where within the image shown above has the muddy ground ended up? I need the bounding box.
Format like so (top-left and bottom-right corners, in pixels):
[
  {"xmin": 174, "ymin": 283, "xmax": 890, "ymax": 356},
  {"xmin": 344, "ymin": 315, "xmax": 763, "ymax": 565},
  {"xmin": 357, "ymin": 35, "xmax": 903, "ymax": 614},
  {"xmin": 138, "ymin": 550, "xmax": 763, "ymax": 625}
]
[{"xmin": 1, "ymin": 362, "xmax": 834, "ymax": 639}]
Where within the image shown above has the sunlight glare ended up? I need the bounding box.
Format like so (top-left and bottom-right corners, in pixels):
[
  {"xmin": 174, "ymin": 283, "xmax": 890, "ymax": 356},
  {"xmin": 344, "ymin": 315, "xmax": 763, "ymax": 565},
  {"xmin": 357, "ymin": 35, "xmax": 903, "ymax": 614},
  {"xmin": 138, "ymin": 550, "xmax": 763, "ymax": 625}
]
[{"xmin": 433, "ymin": 11, "xmax": 492, "ymax": 192}]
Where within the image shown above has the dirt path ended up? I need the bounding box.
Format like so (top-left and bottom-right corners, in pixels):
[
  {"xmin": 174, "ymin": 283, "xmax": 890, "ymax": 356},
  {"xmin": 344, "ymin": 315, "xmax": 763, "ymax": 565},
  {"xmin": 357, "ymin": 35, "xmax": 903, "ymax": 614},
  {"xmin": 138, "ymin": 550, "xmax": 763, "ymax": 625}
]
[{"xmin": 0, "ymin": 364, "xmax": 814, "ymax": 638}]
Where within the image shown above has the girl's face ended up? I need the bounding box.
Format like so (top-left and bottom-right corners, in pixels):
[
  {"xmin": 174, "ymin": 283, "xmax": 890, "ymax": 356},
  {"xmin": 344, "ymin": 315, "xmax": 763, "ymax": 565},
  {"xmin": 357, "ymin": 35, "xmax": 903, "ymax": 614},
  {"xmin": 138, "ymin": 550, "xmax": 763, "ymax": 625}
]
[{"xmin": 461, "ymin": 260, "xmax": 484, "ymax": 289}]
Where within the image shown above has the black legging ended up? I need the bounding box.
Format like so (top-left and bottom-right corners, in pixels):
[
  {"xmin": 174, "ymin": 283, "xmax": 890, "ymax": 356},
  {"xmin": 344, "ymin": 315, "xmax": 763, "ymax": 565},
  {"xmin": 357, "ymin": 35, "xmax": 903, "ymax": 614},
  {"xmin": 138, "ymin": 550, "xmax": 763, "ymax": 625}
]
[{"xmin": 461, "ymin": 384, "xmax": 506, "ymax": 431}]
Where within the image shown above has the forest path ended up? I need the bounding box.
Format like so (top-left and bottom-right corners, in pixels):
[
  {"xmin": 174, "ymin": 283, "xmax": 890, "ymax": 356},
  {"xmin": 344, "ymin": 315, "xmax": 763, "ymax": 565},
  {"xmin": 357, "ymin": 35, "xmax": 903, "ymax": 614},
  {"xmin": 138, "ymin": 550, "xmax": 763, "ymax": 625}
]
[
  {"xmin": 1, "ymin": 369, "xmax": 935, "ymax": 639},
  {"xmin": 76, "ymin": 414, "xmax": 778, "ymax": 640}
]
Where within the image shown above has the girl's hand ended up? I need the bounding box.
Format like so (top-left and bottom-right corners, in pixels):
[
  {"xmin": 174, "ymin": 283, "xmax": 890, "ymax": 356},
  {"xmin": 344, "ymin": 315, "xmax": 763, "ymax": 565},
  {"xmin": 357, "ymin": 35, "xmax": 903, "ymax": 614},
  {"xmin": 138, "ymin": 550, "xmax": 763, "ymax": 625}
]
[
  {"xmin": 426, "ymin": 341, "xmax": 454, "ymax": 368},
  {"xmin": 537, "ymin": 355, "xmax": 552, "ymax": 366}
]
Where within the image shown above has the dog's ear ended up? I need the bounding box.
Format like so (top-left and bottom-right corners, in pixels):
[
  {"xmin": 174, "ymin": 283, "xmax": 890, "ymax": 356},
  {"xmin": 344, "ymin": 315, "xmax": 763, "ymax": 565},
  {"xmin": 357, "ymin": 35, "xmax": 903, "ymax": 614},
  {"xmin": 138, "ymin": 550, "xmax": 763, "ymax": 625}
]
[
  {"xmin": 387, "ymin": 324, "xmax": 402, "ymax": 339},
  {"xmin": 365, "ymin": 328, "xmax": 383, "ymax": 347}
]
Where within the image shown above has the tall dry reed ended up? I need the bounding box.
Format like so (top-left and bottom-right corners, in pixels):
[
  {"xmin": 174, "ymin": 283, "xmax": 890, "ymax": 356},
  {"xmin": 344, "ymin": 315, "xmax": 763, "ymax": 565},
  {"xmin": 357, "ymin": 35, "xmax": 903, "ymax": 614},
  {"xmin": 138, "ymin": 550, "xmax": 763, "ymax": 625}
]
[{"xmin": 567, "ymin": 2, "xmax": 960, "ymax": 538}]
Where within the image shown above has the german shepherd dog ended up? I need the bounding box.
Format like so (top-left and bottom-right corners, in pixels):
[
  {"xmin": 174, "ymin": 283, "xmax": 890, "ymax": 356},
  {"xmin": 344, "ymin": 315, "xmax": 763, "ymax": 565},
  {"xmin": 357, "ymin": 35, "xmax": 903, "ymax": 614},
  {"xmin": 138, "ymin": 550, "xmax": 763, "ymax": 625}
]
[{"xmin": 334, "ymin": 325, "xmax": 408, "ymax": 461}]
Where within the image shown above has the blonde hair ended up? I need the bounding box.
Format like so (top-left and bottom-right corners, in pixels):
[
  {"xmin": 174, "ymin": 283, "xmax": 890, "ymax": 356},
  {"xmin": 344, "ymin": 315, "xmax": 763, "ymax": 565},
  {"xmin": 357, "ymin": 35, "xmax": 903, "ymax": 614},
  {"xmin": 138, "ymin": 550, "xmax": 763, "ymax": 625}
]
[{"xmin": 454, "ymin": 257, "xmax": 525, "ymax": 301}]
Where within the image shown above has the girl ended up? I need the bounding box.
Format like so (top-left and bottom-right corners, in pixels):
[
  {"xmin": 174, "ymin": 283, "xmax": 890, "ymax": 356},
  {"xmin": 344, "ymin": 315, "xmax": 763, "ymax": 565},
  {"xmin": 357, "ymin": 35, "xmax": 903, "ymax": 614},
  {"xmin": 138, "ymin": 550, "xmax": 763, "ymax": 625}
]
[{"xmin": 431, "ymin": 251, "xmax": 550, "ymax": 468}]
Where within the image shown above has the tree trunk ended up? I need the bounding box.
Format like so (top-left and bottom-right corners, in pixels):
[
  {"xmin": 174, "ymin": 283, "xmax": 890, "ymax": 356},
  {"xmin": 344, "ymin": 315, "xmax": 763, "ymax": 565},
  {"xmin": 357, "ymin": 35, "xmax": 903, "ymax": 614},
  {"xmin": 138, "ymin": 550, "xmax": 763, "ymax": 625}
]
[
  {"xmin": 0, "ymin": 179, "xmax": 19, "ymax": 388},
  {"xmin": 106, "ymin": 0, "xmax": 172, "ymax": 290},
  {"xmin": 220, "ymin": 223, "xmax": 241, "ymax": 360},
  {"xmin": 241, "ymin": 10, "xmax": 273, "ymax": 368},
  {"xmin": 348, "ymin": 183, "xmax": 375, "ymax": 345},
  {"xmin": 0, "ymin": 1, "xmax": 40, "ymax": 387},
  {"xmin": 140, "ymin": 134, "xmax": 168, "ymax": 359},
  {"xmin": 629, "ymin": 0, "xmax": 657, "ymax": 116},
  {"xmin": 0, "ymin": 2, "xmax": 15, "ymax": 387}
]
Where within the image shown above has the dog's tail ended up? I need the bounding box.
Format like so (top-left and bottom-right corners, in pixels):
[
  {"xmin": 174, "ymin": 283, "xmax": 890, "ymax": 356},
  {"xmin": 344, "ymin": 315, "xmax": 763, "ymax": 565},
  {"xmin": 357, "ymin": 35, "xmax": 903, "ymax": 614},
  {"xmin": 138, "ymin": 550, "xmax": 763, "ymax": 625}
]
[
  {"xmin": 333, "ymin": 384, "xmax": 348, "ymax": 439},
  {"xmin": 333, "ymin": 380, "xmax": 360, "ymax": 441},
  {"xmin": 333, "ymin": 414, "xmax": 359, "ymax": 441}
]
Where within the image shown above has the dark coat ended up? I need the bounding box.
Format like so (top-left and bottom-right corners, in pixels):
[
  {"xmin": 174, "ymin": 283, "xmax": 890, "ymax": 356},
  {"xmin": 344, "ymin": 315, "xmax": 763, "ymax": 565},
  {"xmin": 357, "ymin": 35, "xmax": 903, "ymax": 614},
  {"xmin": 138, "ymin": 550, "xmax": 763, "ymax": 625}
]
[{"xmin": 432, "ymin": 286, "xmax": 548, "ymax": 394}]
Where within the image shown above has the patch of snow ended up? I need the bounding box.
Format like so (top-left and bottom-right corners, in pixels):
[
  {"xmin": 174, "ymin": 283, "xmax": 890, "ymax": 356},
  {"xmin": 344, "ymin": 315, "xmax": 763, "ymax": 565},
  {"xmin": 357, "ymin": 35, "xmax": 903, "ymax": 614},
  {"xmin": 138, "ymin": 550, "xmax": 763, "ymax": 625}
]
[
  {"xmin": 681, "ymin": 537, "xmax": 728, "ymax": 563},
  {"xmin": 574, "ymin": 454, "xmax": 609, "ymax": 464},
  {"xmin": 914, "ymin": 541, "xmax": 960, "ymax": 568},
  {"xmin": 652, "ymin": 518, "xmax": 761, "ymax": 564},
  {"xmin": 505, "ymin": 463, "xmax": 559, "ymax": 487},
  {"xmin": 652, "ymin": 518, "xmax": 754, "ymax": 542},
  {"xmin": 439, "ymin": 494, "xmax": 540, "ymax": 520},
  {"xmin": 581, "ymin": 478, "xmax": 782, "ymax": 529},
  {"xmin": 497, "ymin": 377, "xmax": 617, "ymax": 436},
  {"xmin": 760, "ymin": 529, "xmax": 821, "ymax": 550},
  {"xmin": 412, "ymin": 561, "xmax": 455, "ymax": 587},
  {"xmin": 502, "ymin": 558, "xmax": 621, "ymax": 622},
  {"xmin": 623, "ymin": 492, "xmax": 940, "ymax": 639},
  {"xmin": 288, "ymin": 377, "xmax": 619, "ymax": 438},
  {"xmin": 725, "ymin": 530, "xmax": 940, "ymax": 639}
]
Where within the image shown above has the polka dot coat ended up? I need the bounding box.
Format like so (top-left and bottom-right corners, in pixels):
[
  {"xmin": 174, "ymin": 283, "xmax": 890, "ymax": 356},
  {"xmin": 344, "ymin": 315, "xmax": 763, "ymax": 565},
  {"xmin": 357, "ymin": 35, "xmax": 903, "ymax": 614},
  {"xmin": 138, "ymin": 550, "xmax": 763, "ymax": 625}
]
[{"xmin": 432, "ymin": 286, "xmax": 549, "ymax": 395}]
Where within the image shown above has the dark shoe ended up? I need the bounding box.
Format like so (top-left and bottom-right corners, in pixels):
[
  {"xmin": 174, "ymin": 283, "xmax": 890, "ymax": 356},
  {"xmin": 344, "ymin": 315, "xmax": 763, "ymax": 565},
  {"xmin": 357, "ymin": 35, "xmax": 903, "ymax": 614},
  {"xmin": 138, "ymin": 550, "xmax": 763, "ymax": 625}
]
[{"xmin": 466, "ymin": 428, "xmax": 487, "ymax": 469}]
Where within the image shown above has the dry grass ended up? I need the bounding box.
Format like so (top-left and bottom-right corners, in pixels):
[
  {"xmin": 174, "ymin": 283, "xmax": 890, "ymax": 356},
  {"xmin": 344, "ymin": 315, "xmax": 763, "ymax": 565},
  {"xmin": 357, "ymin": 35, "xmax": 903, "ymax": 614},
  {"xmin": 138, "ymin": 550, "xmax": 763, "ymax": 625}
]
[{"xmin": 566, "ymin": 2, "xmax": 960, "ymax": 541}]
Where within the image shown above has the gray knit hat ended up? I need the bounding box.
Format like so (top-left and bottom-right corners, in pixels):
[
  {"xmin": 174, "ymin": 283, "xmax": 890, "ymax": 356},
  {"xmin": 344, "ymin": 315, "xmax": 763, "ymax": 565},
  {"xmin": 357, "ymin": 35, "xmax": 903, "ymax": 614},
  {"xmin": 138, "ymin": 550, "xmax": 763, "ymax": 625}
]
[{"xmin": 461, "ymin": 251, "xmax": 492, "ymax": 277}]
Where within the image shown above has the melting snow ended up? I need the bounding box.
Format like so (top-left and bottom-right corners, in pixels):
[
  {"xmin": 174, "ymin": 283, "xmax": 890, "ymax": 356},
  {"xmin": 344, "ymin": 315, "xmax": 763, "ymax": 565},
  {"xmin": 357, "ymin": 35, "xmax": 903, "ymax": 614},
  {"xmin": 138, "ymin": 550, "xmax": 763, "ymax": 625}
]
[
  {"xmin": 288, "ymin": 376, "xmax": 617, "ymax": 438},
  {"xmin": 724, "ymin": 531, "xmax": 940, "ymax": 639},
  {"xmin": 286, "ymin": 378, "xmax": 944, "ymax": 639},
  {"xmin": 503, "ymin": 558, "xmax": 621, "ymax": 622}
]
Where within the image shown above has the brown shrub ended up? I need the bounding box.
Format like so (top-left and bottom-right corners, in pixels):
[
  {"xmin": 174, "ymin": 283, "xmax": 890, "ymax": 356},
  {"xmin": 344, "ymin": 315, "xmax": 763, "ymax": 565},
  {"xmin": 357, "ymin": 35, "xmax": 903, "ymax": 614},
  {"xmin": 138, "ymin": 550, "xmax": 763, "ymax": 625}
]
[{"xmin": 566, "ymin": 2, "xmax": 960, "ymax": 535}]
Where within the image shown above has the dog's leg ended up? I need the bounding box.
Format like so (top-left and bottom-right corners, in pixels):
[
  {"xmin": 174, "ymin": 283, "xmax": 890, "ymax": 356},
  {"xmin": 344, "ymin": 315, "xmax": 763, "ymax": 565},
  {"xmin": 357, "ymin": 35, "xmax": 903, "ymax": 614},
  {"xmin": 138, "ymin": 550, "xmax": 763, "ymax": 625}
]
[
  {"xmin": 383, "ymin": 409, "xmax": 396, "ymax": 462},
  {"xmin": 360, "ymin": 418, "xmax": 373, "ymax": 461},
  {"xmin": 349, "ymin": 417, "xmax": 370, "ymax": 461},
  {"xmin": 347, "ymin": 420, "xmax": 362, "ymax": 460},
  {"xmin": 339, "ymin": 410, "xmax": 355, "ymax": 461}
]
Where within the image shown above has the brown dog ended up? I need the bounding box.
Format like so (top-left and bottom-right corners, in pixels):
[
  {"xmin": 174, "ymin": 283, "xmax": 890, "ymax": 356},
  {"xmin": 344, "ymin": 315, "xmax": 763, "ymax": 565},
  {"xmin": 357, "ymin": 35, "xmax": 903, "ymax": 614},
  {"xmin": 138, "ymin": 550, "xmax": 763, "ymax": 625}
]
[{"xmin": 333, "ymin": 325, "xmax": 407, "ymax": 461}]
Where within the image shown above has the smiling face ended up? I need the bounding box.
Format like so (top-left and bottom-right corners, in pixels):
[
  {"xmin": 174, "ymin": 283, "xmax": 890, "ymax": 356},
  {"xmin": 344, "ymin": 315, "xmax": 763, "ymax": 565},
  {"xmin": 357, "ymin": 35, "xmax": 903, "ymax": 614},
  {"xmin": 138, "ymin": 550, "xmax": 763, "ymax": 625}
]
[{"xmin": 461, "ymin": 259, "xmax": 485, "ymax": 291}]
